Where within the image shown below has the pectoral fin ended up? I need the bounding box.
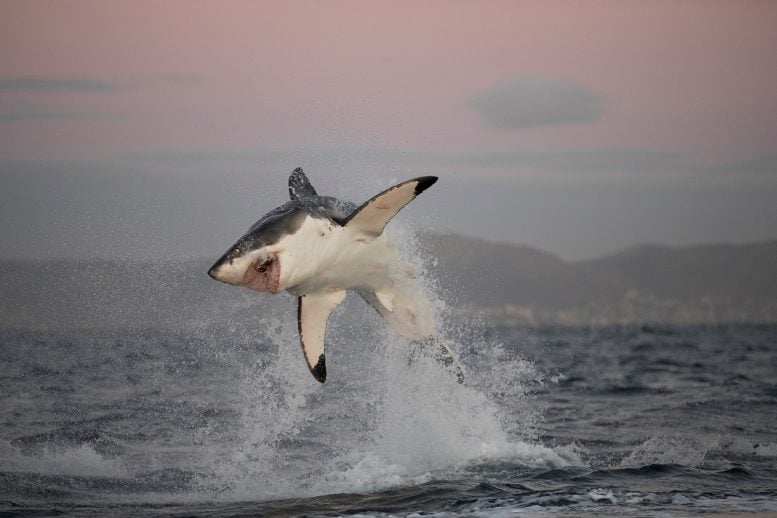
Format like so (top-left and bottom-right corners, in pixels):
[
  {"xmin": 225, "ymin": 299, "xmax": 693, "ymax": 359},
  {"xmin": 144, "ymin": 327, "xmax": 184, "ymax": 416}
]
[
  {"xmin": 297, "ymin": 290, "xmax": 346, "ymax": 383},
  {"xmin": 343, "ymin": 176, "xmax": 437, "ymax": 241}
]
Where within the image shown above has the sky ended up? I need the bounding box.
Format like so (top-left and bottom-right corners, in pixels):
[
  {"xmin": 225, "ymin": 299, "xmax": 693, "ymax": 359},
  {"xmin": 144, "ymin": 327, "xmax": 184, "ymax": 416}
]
[{"xmin": 1, "ymin": 0, "xmax": 777, "ymax": 261}]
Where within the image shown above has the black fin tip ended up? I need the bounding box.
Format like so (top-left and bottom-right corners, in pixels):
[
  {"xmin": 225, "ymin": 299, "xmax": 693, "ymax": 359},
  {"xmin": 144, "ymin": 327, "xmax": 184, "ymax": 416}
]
[
  {"xmin": 414, "ymin": 176, "xmax": 438, "ymax": 195},
  {"xmin": 311, "ymin": 354, "xmax": 326, "ymax": 383}
]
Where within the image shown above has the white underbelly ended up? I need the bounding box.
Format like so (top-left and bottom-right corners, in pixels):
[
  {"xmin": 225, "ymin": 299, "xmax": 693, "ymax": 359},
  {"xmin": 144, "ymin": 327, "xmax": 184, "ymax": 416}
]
[{"xmin": 279, "ymin": 216, "xmax": 398, "ymax": 295}]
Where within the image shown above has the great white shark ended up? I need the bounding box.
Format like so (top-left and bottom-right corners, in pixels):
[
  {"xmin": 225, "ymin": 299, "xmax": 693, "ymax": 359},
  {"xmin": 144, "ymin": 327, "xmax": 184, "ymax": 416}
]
[{"xmin": 208, "ymin": 167, "xmax": 463, "ymax": 383}]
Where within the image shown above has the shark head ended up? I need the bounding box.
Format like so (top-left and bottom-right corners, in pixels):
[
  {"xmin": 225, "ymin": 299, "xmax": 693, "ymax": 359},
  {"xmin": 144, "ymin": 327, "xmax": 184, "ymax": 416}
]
[{"xmin": 207, "ymin": 203, "xmax": 307, "ymax": 293}]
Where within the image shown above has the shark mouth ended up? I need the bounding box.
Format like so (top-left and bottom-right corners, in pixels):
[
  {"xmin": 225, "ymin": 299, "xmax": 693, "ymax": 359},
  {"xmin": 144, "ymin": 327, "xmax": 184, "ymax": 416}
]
[{"xmin": 241, "ymin": 253, "xmax": 281, "ymax": 293}]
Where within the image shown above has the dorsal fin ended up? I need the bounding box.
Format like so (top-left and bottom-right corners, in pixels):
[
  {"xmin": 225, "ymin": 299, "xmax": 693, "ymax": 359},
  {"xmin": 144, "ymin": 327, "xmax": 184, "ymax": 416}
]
[
  {"xmin": 288, "ymin": 167, "xmax": 318, "ymax": 200},
  {"xmin": 343, "ymin": 176, "xmax": 437, "ymax": 241}
]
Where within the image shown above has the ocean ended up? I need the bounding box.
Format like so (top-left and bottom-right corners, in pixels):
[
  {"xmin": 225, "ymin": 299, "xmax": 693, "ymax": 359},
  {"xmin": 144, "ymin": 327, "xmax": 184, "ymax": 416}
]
[{"xmin": 1, "ymin": 303, "xmax": 776, "ymax": 516}]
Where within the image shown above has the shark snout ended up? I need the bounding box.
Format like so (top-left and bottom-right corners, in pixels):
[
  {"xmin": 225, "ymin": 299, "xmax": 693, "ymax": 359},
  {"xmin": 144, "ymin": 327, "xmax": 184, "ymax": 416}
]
[
  {"xmin": 207, "ymin": 263, "xmax": 227, "ymax": 283},
  {"xmin": 207, "ymin": 256, "xmax": 240, "ymax": 285}
]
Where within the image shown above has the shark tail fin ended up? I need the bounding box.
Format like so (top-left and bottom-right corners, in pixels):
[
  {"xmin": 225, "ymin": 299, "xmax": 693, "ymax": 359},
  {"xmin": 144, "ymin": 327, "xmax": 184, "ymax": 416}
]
[
  {"xmin": 409, "ymin": 336, "xmax": 465, "ymax": 384},
  {"xmin": 357, "ymin": 286, "xmax": 464, "ymax": 384},
  {"xmin": 343, "ymin": 176, "xmax": 437, "ymax": 241}
]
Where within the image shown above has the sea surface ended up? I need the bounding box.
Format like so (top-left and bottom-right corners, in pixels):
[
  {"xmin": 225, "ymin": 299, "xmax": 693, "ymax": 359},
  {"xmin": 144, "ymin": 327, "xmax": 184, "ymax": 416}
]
[{"xmin": 1, "ymin": 312, "xmax": 776, "ymax": 516}]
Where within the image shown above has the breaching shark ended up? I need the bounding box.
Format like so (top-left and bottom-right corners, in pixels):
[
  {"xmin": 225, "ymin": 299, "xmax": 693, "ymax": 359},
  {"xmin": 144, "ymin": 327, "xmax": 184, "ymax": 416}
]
[{"xmin": 208, "ymin": 167, "xmax": 463, "ymax": 383}]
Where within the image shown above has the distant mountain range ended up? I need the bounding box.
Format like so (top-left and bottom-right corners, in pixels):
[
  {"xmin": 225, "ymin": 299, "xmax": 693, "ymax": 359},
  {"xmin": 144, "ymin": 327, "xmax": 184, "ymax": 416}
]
[
  {"xmin": 2, "ymin": 233, "xmax": 776, "ymax": 328},
  {"xmin": 422, "ymin": 234, "xmax": 777, "ymax": 325}
]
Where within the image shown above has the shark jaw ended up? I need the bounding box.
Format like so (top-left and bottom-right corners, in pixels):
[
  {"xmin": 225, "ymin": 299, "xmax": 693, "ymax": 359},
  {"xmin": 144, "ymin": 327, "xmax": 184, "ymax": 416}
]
[{"xmin": 208, "ymin": 247, "xmax": 282, "ymax": 294}]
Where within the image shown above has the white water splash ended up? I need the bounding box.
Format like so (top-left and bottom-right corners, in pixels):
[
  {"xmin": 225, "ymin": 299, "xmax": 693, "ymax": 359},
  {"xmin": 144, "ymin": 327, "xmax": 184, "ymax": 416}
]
[{"xmin": 204, "ymin": 230, "xmax": 581, "ymax": 502}]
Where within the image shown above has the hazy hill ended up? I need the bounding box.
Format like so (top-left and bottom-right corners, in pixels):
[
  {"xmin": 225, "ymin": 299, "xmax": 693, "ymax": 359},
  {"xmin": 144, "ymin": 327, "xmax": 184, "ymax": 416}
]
[
  {"xmin": 420, "ymin": 233, "xmax": 574, "ymax": 309},
  {"xmin": 424, "ymin": 234, "xmax": 777, "ymax": 324},
  {"xmin": 2, "ymin": 234, "xmax": 777, "ymax": 328},
  {"xmin": 575, "ymin": 241, "xmax": 777, "ymax": 301}
]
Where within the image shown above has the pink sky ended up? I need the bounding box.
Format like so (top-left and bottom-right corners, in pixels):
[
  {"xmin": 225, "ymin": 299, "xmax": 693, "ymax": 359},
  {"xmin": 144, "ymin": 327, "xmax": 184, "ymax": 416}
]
[
  {"xmin": 2, "ymin": 1, "xmax": 777, "ymax": 260},
  {"xmin": 3, "ymin": 0, "xmax": 776, "ymax": 165}
]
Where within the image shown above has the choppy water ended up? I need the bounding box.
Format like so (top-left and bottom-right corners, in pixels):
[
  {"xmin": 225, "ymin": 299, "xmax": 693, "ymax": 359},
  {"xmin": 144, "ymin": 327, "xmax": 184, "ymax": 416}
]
[{"xmin": 1, "ymin": 309, "xmax": 776, "ymax": 516}]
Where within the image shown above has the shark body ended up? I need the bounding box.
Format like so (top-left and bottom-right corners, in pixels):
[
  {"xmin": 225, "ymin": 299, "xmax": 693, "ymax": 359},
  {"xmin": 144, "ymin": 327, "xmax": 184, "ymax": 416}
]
[{"xmin": 208, "ymin": 168, "xmax": 461, "ymax": 383}]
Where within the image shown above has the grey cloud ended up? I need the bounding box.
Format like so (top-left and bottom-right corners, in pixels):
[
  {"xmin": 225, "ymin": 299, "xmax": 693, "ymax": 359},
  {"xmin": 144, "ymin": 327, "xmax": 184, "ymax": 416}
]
[
  {"xmin": 0, "ymin": 76, "xmax": 119, "ymax": 93},
  {"xmin": 122, "ymin": 146, "xmax": 777, "ymax": 179},
  {"xmin": 0, "ymin": 74, "xmax": 204, "ymax": 95},
  {"xmin": 120, "ymin": 74, "xmax": 205, "ymax": 90},
  {"xmin": 0, "ymin": 103, "xmax": 64, "ymax": 123},
  {"xmin": 470, "ymin": 75, "xmax": 604, "ymax": 129},
  {"xmin": 118, "ymin": 147, "xmax": 685, "ymax": 175},
  {"xmin": 0, "ymin": 101, "xmax": 116, "ymax": 122},
  {"xmin": 442, "ymin": 149, "xmax": 685, "ymax": 173},
  {"xmin": 700, "ymin": 153, "xmax": 777, "ymax": 175},
  {"xmin": 0, "ymin": 102, "xmax": 70, "ymax": 122},
  {"xmin": 0, "ymin": 74, "xmax": 203, "ymax": 123},
  {"xmin": 118, "ymin": 148, "xmax": 423, "ymax": 170}
]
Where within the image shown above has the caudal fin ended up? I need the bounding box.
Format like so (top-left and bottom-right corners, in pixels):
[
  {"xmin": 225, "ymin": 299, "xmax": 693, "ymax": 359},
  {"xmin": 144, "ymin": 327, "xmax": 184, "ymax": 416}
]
[{"xmin": 409, "ymin": 336, "xmax": 465, "ymax": 384}]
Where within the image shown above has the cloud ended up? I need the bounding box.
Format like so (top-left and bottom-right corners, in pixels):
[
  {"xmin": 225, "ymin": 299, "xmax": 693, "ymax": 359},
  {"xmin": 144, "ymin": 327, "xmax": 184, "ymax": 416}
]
[
  {"xmin": 442, "ymin": 149, "xmax": 684, "ymax": 173},
  {"xmin": 0, "ymin": 74, "xmax": 203, "ymax": 94},
  {"xmin": 469, "ymin": 75, "xmax": 604, "ymax": 129},
  {"xmin": 0, "ymin": 101, "xmax": 115, "ymax": 122},
  {"xmin": 118, "ymin": 146, "xmax": 685, "ymax": 177},
  {"xmin": 0, "ymin": 75, "xmax": 201, "ymax": 122},
  {"xmin": 701, "ymin": 153, "xmax": 777, "ymax": 175},
  {"xmin": 0, "ymin": 102, "xmax": 69, "ymax": 122},
  {"xmin": 0, "ymin": 76, "xmax": 119, "ymax": 93}
]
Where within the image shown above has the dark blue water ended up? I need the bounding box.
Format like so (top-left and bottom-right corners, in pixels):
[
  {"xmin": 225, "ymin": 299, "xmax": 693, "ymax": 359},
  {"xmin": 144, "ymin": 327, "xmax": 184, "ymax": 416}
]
[{"xmin": 1, "ymin": 317, "xmax": 776, "ymax": 516}]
